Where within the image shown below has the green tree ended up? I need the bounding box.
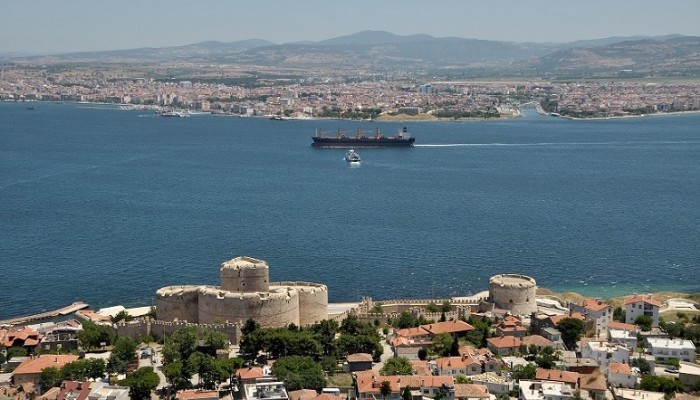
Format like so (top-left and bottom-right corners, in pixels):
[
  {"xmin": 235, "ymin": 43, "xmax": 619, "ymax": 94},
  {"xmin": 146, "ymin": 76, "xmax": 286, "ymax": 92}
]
[
  {"xmin": 121, "ymin": 366, "xmax": 160, "ymax": 399},
  {"xmin": 417, "ymin": 348, "xmax": 428, "ymax": 361},
  {"xmin": 310, "ymin": 319, "xmax": 339, "ymax": 356},
  {"xmin": 401, "ymin": 386, "xmax": 412, "ymax": 400},
  {"xmin": 612, "ymin": 307, "xmax": 625, "ymax": 322},
  {"xmin": 431, "ymin": 333, "xmax": 453, "ymax": 356},
  {"xmin": 111, "ymin": 310, "xmax": 134, "ymax": 323},
  {"xmin": 78, "ymin": 321, "xmax": 114, "ymax": 350},
  {"xmin": 108, "ymin": 336, "xmax": 137, "ymax": 375},
  {"xmin": 639, "ymin": 375, "xmax": 684, "ymax": 395},
  {"xmin": 7, "ymin": 346, "xmax": 27, "ymax": 360},
  {"xmin": 39, "ymin": 366, "xmax": 62, "ymax": 392},
  {"xmin": 394, "ymin": 312, "xmax": 420, "ymax": 329},
  {"xmin": 454, "ymin": 375, "xmax": 471, "ymax": 384},
  {"xmin": 380, "ymin": 381, "xmax": 392, "ymax": 400},
  {"xmin": 556, "ymin": 318, "xmax": 585, "ymax": 350},
  {"xmin": 380, "ymin": 356, "xmax": 413, "ymax": 376},
  {"xmin": 510, "ymin": 363, "xmax": 536, "ymax": 381},
  {"xmin": 202, "ymin": 330, "xmax": 229, "ymax": 352},
  {"xmin": 86, "ymin": 358, "xmax": 107, "ymax": 381},
  {"xmin": 320, "ymin": 356, "xmax": 338, "ymax": 376},
  {"xmin": 163, "ymin": 360, "xmax": 189, "ymax": 390},
  {"xmin": 631, "ymin": 357, "xmax": 651, "ymax": 374},
  {"xmin": 271, "ymin": 356, "xmax": 325, "ymax": 391},
  {"xmin": 635, "ymin": 315, "xmax": 653, "ymax": 332},
  {"xmin": 241, "ymin": 318, "xmax": 260, "ymax": 336}
]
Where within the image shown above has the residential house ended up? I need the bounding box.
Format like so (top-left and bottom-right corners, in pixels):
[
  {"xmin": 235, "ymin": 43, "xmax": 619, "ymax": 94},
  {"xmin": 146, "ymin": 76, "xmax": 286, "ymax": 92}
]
[
  {"xmin": 453, "ymin": 383, "xmax": 489, "ymax": 400},
  {"xmin": 678, "ymin": 361, "xmax": 700, "ymax": 392},
  {"xmin": 434, "ymin": 356, "xmax": 481, "ymax": 377},
  {"xmin": 521, "ymin": 335, "xmax": 553, "ymax": 352},
  {"xmin": 569, "ymin": 298, "xmax": 612, "ymax": 338},
  {"xmin": 421, "ymin": 320, "xmax": 476, "ymax": 339},
  {"xmin": 613, "ymin": 388, "xmax": 664, "ymax": 400},
  {"xmin": 486, "ymin": 336, "xmax": 520, "ymax": 356},
  {"xmin": 287, "ymin": 389, "xmax": 318, "ymax": 400},
  {"xmin": 646, "ymin": 338, "xmax": 696, "ymax": 363},
  {"xmin": 580, "ymin": 340, "xmax": 630, "ymax": 373},
  {"xmin": 390, "ymin": 336, "xmax": 427, "ymax": 360},
  {"xmin": 346, "ymin": 353, "xmax": 373, "ymax": 372},
  {"xmin": 457, "ymin": 346, "xmax": 502, "ymax": 373},
  {"xmin": 0, "ymin": 327, "xmax": 43, "ymax": 354},
  {"xmin": 469, "ymin": 372, "xmax": 513, "ymax": 395},
  {"xmin": 534, "ymin": 369, "xmax": 579, "ymax": 389},
  {"xmin": 607, "ymin": 362, "xmax": 637, "ymax": 389},
  {"xmin": 624, "ymin": 295, "xmax": 661, "ymax": 327},
  {"xmin": 354, "ymin": 370, "xmax": 454, "ymax": 400},
  {"xmin": 578, "ymin": 373, "xmax": 608, "ymax": 399},
  {"xmin": 176, "ymin": 390, "xmax": 220, "ymax": 400},
  {"xmin": 486, "ymin": 335, "xmax": 552, "ymax": 356},
  {"xmin": 530, "ymin": 312, "xmax": 585, "ymax": 336},
  {"xmin": 607, "ymin": 322, "xmax": 639, "ymax": 349},
  {"xmin": 496, "ymin": 316, "xmax": 527, "ymax": 338},
  {"xmin": 54, "ymin": 380, "xmax": 92, "ymax": 400},
  {"xmin": 12, "ymin": 355, "xmax": 80, "ymax": 386},
  {"xmin": 518, "ymin": 380, "xmax": 575, "ymax": 400},
  {"xmin": 86, "ymin": 381, "xmax": 130, "ymax": 400}
]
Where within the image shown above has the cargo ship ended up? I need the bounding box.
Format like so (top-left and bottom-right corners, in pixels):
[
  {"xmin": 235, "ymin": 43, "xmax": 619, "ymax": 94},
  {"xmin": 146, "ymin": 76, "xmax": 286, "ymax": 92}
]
[{"xmin": 311, "ymin": 127, "xmax": 415, "ymax": 148}]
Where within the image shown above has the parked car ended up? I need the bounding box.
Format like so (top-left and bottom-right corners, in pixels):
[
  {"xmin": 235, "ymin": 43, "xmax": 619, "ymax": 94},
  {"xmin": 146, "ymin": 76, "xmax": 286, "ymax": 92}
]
[{"xmin": 664, "ymin": 367, "xmax": 679, "ymax": 373}]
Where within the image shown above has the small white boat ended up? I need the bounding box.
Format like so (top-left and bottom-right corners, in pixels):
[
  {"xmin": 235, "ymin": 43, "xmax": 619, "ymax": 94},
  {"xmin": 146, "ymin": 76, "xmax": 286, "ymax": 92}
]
[{"xmin": 344, "ymin": 149, "xmax": 361, "ymax": 163}]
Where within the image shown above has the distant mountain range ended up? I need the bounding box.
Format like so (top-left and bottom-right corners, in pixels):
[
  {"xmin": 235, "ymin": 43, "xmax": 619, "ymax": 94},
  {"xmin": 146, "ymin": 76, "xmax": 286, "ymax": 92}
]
[{"xmin": 5, "ymin": 31, "xmax": 700, "ymax": 77}]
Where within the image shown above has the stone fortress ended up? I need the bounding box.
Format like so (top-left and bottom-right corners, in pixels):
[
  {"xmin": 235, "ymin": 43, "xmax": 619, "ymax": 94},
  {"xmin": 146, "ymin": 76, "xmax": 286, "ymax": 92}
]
[
  {"xmin": 155, "ymin": 256, "xmax": 328, "ymax": 328},
  {"xmin": 486, "ymin": 273, "xmax": 538, "ymax": 315}
]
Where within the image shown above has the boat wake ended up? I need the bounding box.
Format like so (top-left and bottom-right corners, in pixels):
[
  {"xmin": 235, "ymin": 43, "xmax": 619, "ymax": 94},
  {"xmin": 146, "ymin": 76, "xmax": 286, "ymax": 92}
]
[{"xmin": 415, "ymin": 140, "xmax": 699, "ymax": 148}]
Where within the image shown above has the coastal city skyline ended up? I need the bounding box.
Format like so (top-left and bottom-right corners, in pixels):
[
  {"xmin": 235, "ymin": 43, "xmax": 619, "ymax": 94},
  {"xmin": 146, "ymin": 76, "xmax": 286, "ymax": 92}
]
[{"xmin": 4, "ymin": 0, "xmax": 700, "ymax": 54}]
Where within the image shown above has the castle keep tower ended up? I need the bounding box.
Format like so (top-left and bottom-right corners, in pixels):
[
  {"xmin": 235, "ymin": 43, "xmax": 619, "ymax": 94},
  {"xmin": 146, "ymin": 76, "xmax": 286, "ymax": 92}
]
[
  {"xmin": 155, "ymin": 256, "xmax": 328, "ymax": 328},
  {"xmin": 488, "ymin": 274, "xmax": 537, "ymax": 315},
  {"xmin": 220, "ymin": 256, "xmax": 270, "ymax": 292}
]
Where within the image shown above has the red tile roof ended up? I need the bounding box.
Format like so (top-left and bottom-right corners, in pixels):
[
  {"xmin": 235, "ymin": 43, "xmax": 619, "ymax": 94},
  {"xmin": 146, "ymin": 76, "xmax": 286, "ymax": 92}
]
[
  {"xmin": 454, "ymin": 384, "xmax": 489, "ymax": 399},
  {"xmin": 549, "ymin": 312, "xmax": 585, "ymax": 325},
  {"xmin": 236, "ymin": 366, "xmax": 264, "ymax": 380},
  {"xmin": 486, "ymin": 336, "xmax": 521, "ymax": 349},
  {"xmin": 56, "ymin": 381, "xmax": 92, "ymax": 400},
  {"xmin": 347, "ymin": 353, "xmax": 373, "ymax": 363},
  {"xmin": 176, "ymin": 390, "xmax": 219, "ymax": 400},
  {"xmin": 521, "ymin": 335, "xmax": 553, "ymax": 347},
  {"xmin": 395, "ymin": 326, "xmax": 430, "ymax": 339},
  {"xmin": 288, "ymin": 389, "xmax": 318, "ymax": 400},
  {"xmin": 607, "ymin": 321, "xmax": 638, "ymax": 332},
  {"xmin": 576, "ymin": 298, "xmax": 610, "ymax": 312},
  {"xmin": 624, "ymin": 295, "xmax": 662, "ymax": 307},
  {"xmin": 13, "ymin": 355, "xmax": 80, "ymax": 376},
  {"xmin": 608, "ymin": 363, "xmax": 632, "ymax": 374},
  {"xmin": 535, "ymin": 369, "xmax": 580, "ymax": 385},
  {"xmin": 421, "ymin": 320, "xmax": 475, "ymax": 335}
]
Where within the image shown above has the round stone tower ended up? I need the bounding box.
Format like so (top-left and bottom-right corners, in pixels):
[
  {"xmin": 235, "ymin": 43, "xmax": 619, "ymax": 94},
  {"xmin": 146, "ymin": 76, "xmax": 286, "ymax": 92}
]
[
  {"xmin": 220, "ymin": 256, "xmax": 269, "ymax": 293},
  {"xmin": 488, "ymin": 274, "xmax": 537, "ymax": 315}
]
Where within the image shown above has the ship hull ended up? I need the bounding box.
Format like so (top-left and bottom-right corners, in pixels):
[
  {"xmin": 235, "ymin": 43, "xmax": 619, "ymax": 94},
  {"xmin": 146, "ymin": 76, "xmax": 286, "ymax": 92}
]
[{"xmin": 311, "ymin": 137, "xmax": 415, "ymax": 148}]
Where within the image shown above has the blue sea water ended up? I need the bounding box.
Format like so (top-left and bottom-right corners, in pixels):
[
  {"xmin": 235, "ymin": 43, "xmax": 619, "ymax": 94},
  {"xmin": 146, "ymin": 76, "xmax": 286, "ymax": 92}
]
[{"xmin": 1, "ymin": 102, "xmax": 699, "ymax": 319}]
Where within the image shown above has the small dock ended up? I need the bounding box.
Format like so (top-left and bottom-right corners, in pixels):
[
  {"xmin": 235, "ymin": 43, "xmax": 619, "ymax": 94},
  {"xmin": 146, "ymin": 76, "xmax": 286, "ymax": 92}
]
[{"xmin": 0, "ymin": 301, "xmax": 89, "ymax": 326}]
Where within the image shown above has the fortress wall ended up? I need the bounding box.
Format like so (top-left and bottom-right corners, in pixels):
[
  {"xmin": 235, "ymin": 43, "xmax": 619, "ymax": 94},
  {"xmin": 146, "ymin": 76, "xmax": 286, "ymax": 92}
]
[
  {"xmin": 155, "ymin": 285, "xmax": 202, "ymax": 323},
  {"xmin": 274, "ymin": 282, "xmax": 328, "ymax": 326},
  {"xmin": 197, "ymin": 286, "xmax": 300, "ymax": 328},
  {"xmin": 220, "ymin": 256, "xmax": 270, "ymax": 293},
  {"xmin": 488, "ymin": 274, "xmax": 537, "ymax": 315}
]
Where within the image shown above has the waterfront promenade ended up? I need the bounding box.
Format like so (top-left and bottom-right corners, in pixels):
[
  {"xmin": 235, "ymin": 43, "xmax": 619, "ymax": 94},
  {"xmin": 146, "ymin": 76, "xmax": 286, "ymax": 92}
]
[{"xmin": 0, "ymin": 301, "xmax": 89, "ymax": 326}]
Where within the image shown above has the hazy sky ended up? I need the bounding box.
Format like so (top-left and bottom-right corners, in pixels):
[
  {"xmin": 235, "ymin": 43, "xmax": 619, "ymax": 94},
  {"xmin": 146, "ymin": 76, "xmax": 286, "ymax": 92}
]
[{"xmin": 4, "ymin": 0, "xmax": 700, "ymax": 54}]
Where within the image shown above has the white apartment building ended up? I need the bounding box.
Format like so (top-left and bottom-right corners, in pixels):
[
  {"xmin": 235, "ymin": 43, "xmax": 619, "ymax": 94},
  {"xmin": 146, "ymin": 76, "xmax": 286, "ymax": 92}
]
[
  {"xmin": 581, "ymin": 340, "xmax": 631, "ymax": 373},
  {"xmin": 569, "ymin": 298, "xmax": 612, "ymax": 337},
  {"xmin": 625, "ymin": 295, "xmax": 661, "ymax": 327},
  {"xmin": 646, "ymin": 338, "xmax": 696, "ymax": 363},
  {"xmin": 518, "ymin": 380, "xmax": 575, "ymax": 400}
]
